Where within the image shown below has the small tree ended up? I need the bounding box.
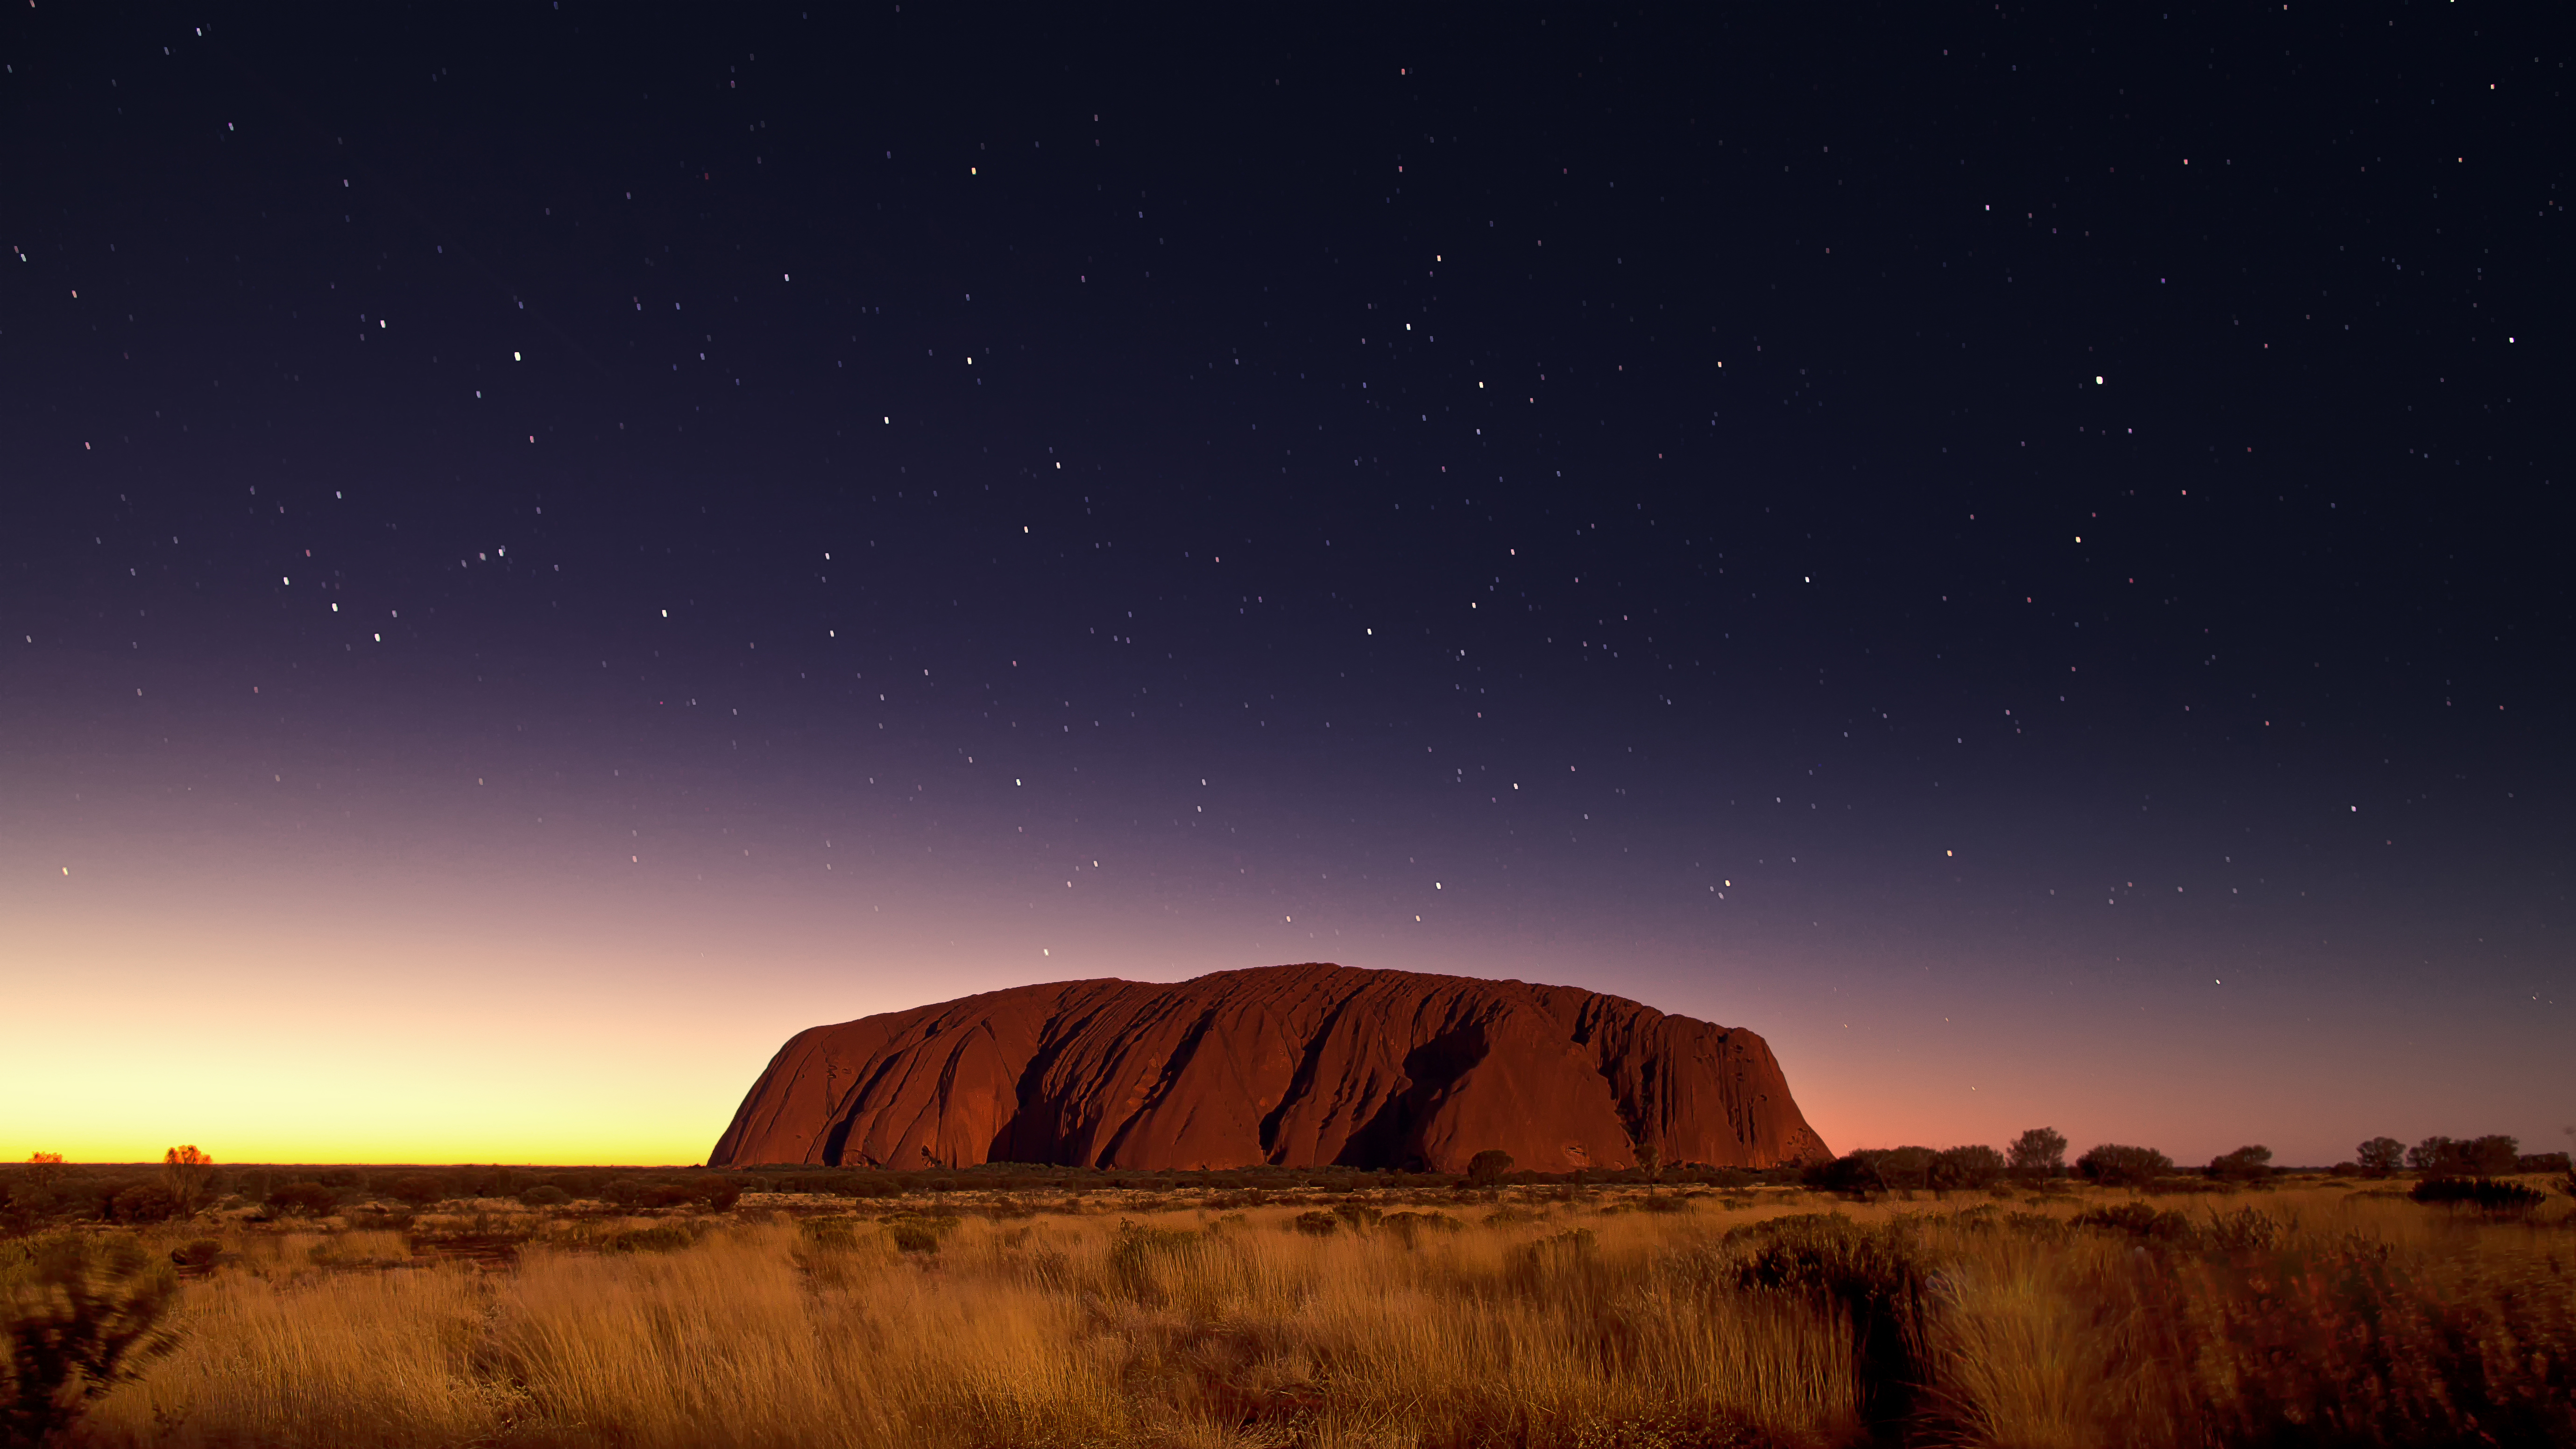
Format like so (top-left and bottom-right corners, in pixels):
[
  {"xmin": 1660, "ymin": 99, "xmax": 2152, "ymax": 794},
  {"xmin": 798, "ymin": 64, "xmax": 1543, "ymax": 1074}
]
[
  {"xmin": 1465, "ymin": 1150, "xmax": 1514, "ymax": 1186},
  {"xmin": 2075, "ymin": 1144, "xmax": 2173, "ymax": 1188},
  {"xmin": 1634, "ymin": 1142, "xmax": 1662, "ymax": 1180},
  {"xmin": 2355, "ymin": 1137, "xmax": 2406, "ymax": 1178},
  {"xmin": 2007, "ymin": 1127, "xmax": 2068, "ymax": 1180},
  {"xmin": 2, "ymin": 1234, "xmax": 182, "ymax": 1446},
  {"xmin": 2207, "ymin": 1145, "xmax": 2273, "ymax": 1182},
  {"xmin": 159, "ymin": 1147, "xmax": 214, "ymax": 1218}
]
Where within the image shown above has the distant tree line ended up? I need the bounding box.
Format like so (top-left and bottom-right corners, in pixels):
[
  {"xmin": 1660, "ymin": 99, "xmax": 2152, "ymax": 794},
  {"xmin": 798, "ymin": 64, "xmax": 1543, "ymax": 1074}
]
[{"xmin": 1797, "ymin": 1128, "xmax": 2569, "ymax": 1199}]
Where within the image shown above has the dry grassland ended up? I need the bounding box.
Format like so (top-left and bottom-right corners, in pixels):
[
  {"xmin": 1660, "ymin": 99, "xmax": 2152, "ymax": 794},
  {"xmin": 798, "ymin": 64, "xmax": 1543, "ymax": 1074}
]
[{"xmin": 21, "ymin": 1182, "xmax": 2576, "ymax": 1448}]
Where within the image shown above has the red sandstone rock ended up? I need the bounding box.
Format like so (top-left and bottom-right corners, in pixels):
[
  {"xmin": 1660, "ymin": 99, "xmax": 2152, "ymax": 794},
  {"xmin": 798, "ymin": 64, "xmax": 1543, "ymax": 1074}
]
[{"xmin": 708, "ymin": 963, "xmax": 1829, "ymax": 1173}]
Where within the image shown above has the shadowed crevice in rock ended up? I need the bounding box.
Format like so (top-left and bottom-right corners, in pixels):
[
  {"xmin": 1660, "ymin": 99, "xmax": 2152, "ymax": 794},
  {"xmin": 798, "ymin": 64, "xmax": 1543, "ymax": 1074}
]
[{"xmin": 709, "ymin": 963, "xmax": 1830, "ymax": 1173}]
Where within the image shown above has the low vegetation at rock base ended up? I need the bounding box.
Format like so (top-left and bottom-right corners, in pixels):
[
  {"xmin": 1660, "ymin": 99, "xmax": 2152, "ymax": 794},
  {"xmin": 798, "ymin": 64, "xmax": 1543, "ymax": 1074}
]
[{"xmin": 5, "ymin": 1157, "xmax": 2572, "ymax": 1448}]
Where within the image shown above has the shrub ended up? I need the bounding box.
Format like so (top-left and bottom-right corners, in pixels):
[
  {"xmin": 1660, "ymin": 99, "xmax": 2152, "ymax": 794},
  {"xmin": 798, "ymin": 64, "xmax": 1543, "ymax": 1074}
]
[
  {"xmin": 694, "ymin": 1177, "xmax": 743, "ymax": 1213},
  {"xmin": 2076, "ymin": 1143, "xmax": 2173, "ymax": 1187},
  {"xmin": 1932, "ymin": 1144, "xmax": 2005, "ymax": 1191},
  {"xmin": 2072, "ymin": 1201, "xmax": 2199, "ymax": 1244},
  {"xmin": 2, "ymin": 1234, "xmax": 181, "ymax": 1446},
  {"xmin": 2207, "ymin": 1145, "xmax": 2274, "ymax": 1181},
  {"xmin": 1379, "ymin": 1211, "xmax": 1463, "ymax": 1245},
  {"xmin": 1106, "ymin": 1222, "xmax": 1203, "ymax": 1300},
  {"xmin": 383, "ymin": 1175, "xmax": 448, "ymax": 1207},
  {"xmin": 517, "ymin": 1185, "xmax": 572, "ymax": 1209},
  {"xmin": 603, "ymin": 1224, "xmax": 695, "ymax": 1253},
  {"xmin": 106, "ymin": 1186, "xmax": 179, "ymax": 1225},
  {"xmin": 2408, "ymin": 1178, "xmax": 2544, "ymax": 1212},
  {"xmin": 2408, "ymin": 1134, "xmax": 2519, "ymax": 1178},
  {"xmin": 1464, "ymin": 1150, "xmax": 1514, "ymax": 1186},
  {"xmin": 1807, "ymin": 1151, "xmax": 1890, "ymax": 1198},
  {"xmin": 1330, "ymin": 1202, "xmax": 1383, "ymax": 1230},
  {"xmin": 1726, "ymin": 1213, "xmax": 1931, "ymax": 1429},
  {"xmin": 1291, "ymin": 1210, "xmax": 1340, "ymax": 1237},
  {"xmin": 263, "ymin": 1182, "xmax": 340, "ymax": 1218},
  {"xmin": 880, "ymin": 1213, "xmax": 955, "ymax": 1254}
]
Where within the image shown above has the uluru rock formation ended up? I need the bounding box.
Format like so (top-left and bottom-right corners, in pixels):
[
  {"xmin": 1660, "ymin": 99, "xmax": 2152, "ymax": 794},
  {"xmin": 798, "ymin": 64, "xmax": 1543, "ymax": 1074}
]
[{"xmin": 711, "ymin": 963, "xmax": 1829, "ymax": 1173}]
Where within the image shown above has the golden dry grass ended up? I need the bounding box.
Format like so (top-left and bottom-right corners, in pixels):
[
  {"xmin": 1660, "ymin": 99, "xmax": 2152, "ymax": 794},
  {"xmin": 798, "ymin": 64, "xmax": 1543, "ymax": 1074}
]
[{"xmin": 40, "ymin": 1182, "xmax": 2576, "ymax": 1448}]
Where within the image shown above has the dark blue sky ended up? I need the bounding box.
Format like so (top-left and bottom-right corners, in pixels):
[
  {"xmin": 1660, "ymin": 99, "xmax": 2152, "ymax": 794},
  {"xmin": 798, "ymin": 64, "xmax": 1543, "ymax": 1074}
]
[{"xmin": 5, "ymin": 2, "xmax": 2566, "ymax": 1165}]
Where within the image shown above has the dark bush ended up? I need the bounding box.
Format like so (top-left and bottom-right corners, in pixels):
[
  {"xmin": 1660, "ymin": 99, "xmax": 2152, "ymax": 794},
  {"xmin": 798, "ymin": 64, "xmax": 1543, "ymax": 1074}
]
[
  {"xmin": 603, "ymin": 1224, "xmax": 696, "ymax": 1253},
  {"xmin": 2076, "ymin": 1144, "xmax": 2173, "ymax": 1187},
  {"xmin": 2072, "ymin": 1201, "xmax": 2200, "ymax": 1244},
  {"xmin": 694, "ymin": 1177, "xmax": 743, "ymax": 1213},
  {"xmin": 2207, "ymin": 1145, "xmax": 2274, "ymax": 1182},
  {"xmin": 382, "ymin": 1175, "xmax": 448, "ymax": 1207},
  {"xmin": 1331, "ymin": 1202, "xmax": 1383, "ymax": 1230},
  {"xmin": 1932, "ymin": 1145, "xmax": 2005, "ymax": 1191},
  {"xmin": 2408, "ymin": 1135, "xmax": 2519, "ymax": 1178},
  {"xmin": 2409, "ymin": 1178, "xmax": 2544, "ymax": 1212},
  {"xmin": 1292, "ymin": 1210, "xmax": 1341, "ymax": 1237},
  {"xmin": 2515, "ymin": 1152, "xmax": 2571, "ymax": 1174},
  {"xmin": 1464, "ymin": 1150, "xmax": 1514, "ymax": 1186},
  {"xmin": 882, "ymin": 1216, "xmax": 945, "ymax": 1254},
  {"xmin": 1, "ymin": 1234, "xmax": 181, "ymax": 1446},
  {"xmin": 1726, "ymin": 1214, "xmax": 1931, "ymax": 1430},
  {"xmin": 517, "ymin": 1185, "xmax": 572, "ymax": 1209},
  {"xmin": 106, "ymin": 1185, "xmax": 179, "ymax": 1225},
  {"xmin": 264, "ymin": 1182, "xmax": 340, "ymax": 1218}
]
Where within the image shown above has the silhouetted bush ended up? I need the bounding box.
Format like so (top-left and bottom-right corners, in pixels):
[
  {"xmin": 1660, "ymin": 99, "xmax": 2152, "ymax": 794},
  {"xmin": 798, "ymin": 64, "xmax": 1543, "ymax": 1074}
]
[
  {"xmin": 263, "ymin": 1182, "xmax": 340, "ymax": 1218},
  {"xmin": 106, "ymin": 1186, "xmax": 179, "ymax": 1225},
  {"xmin": 2207, "ymin": 1145, "xmax": 2274, "ymax": 1182},
  {"xmin": 517, "ymin": 1185, "xmax": 572, "ymax": 1208},
  {"xmin": 383, "ymin": 1175, "xmax": 448, "ymax": 1207},
  {"xmin": 2408, "ymin": 1135, "xmax": 2519, "ymax": 1177},
  {"xmin": 2409, "ymin": 1178, "xmax": 2544, "ymax": 1212},
  {"xmin": 2076, "ymin": 1144, "xmax": 2173, "ymax": 1187},
  {"xmin": 1932, "ymin": 1145, "xmax": 2005, "ymax": 1191},
  {"xmin": 1465, "ymin": 1150, "xmax": 1514, "ymax": 1186}
]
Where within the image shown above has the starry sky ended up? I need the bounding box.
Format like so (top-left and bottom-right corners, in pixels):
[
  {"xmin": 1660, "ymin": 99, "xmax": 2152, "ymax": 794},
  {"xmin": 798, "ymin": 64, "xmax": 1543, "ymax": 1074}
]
[{"xmin": 5, "ymin": 4, "xmax": 2567, "ymax": 1168}]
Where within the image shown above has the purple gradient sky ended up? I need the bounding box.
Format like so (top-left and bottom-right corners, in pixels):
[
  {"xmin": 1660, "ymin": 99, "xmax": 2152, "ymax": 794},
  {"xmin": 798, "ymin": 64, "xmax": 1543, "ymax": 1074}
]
[{"xmin": 3, "ymin": 2, "xmax": 2566, "ymax": 1167}]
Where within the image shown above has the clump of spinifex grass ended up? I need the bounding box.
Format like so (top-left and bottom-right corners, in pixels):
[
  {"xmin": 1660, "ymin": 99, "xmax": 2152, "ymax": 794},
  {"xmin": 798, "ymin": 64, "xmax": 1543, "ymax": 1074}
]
[{"xmin": 43, "ymin": 1181, "xmax": 2576, "ymax": 1449}]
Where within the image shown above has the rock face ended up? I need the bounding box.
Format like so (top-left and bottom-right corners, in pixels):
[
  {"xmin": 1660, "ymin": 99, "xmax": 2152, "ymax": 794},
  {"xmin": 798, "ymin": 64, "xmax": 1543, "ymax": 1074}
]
[{"xmin": 711, "ymin": 964, "xmax": 1829, "ymax": 1173}]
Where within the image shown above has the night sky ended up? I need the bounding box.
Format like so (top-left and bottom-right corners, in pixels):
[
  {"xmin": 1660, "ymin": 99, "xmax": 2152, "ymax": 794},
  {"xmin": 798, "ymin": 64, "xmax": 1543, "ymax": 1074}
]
[{"xmin": 6, "ymin": 4, "xmax": 2566, "ymax": 1168}]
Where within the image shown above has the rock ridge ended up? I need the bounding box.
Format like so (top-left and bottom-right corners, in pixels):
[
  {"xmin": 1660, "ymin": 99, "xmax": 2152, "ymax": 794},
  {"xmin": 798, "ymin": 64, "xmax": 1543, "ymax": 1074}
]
[{"xmin": 709, "ymin": 962, "xmax": 1829, "ymax": 1173}]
